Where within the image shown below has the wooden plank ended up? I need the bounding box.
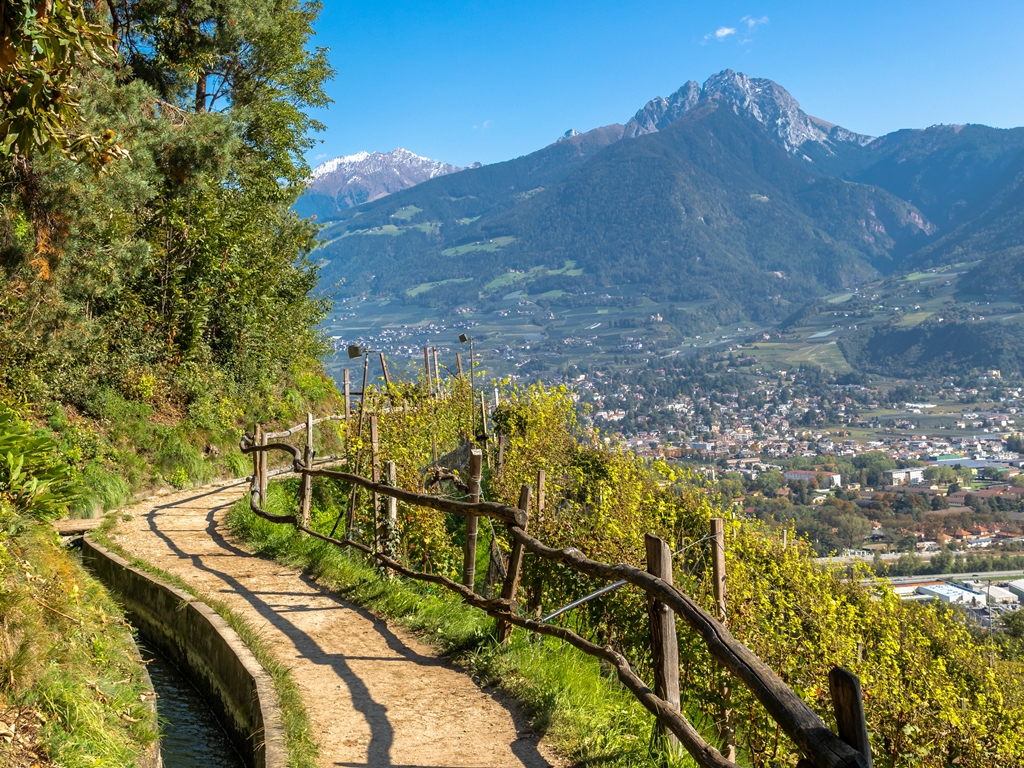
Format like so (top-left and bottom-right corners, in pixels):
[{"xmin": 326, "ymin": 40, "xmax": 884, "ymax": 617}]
[
  {"xmin": 645, "ymin": 533, "xmax": 681, "ymax": 755},
  {"xmin": 54, "ymin": 517, "xmax": 104, "ymax": 535},
  {"xmin": 463, "ymin": 449, "xmax": 483, "ymax": 591},
  {"xmin": 497, "ymin": 484, "xmax": 530, "ymax": 642},
  {"xmin": 829, "ymin": 667, "xmax": 873, "ymax": 768}
]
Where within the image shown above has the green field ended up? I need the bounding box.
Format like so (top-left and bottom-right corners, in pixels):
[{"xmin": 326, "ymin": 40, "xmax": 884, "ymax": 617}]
[
  {"xmin": 390, "ymin": 205, "xmax": 422, "ymax": 221},
  {"xmin": 405, "ymin": 278, "xmax": 474, "ymax": 297},
  {"xmin": 441, "ymin": 235, "xmax": 517, "ymax": 257}
]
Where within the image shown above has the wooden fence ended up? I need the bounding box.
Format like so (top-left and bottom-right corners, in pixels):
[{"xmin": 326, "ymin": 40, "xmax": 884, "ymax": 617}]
[{"xmin": 237, "ymin": 350, "xmax": 872, "ymax": 768}]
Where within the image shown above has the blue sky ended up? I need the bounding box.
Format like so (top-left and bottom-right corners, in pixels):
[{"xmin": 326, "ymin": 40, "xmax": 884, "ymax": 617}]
[{"xmin": 306, "ymin": 0, "xmax": 1024, "ymax": 168}]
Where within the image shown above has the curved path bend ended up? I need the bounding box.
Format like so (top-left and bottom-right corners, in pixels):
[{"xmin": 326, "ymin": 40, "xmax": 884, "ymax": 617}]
[{"xmin": 108, "ymin": 481, "xmax": 564, "ymax": 768}]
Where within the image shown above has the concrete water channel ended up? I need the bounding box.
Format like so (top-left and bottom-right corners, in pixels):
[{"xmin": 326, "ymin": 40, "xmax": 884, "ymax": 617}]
[
  {"xmin": 139, "ymin": 640, "xmax": 245, "ymax": 768},
  {"xmin": 80, "ymin": 537, "xmax": 286, "ymax": 768}
]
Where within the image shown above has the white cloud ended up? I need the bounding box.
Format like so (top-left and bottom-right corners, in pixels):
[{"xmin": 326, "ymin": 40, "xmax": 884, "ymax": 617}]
[
  {"xmin": 472, "ymin": 120, "xmax": 492, "ymax": 131},
  {"xmin": 741, "ymin": 15, "xmax": 769, "ymax": 28},
  {"xmin": 715, "ymin": 26, "xmax": 737, "ymax": 39},
  {"xmin": 314, "ymin": 153, "xmax": 327, "ymax": 160}
]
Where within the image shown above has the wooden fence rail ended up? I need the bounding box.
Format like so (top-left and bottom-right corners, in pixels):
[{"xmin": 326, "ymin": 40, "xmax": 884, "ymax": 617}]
[{"xmin": 238, "ymin": 426, "xmax": 871, "ymax": 768}]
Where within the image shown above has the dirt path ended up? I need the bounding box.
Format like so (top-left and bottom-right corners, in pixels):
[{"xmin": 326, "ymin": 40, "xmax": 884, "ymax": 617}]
[{"xmin": 107, "ymin": 482, "xmax": 564, "ymax": 768}]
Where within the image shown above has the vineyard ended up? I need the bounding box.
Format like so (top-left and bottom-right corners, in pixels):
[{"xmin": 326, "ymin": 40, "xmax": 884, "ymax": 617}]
[{"xmin": 232, "ymin": 359, "xmax": 1024, "ymax": 768}]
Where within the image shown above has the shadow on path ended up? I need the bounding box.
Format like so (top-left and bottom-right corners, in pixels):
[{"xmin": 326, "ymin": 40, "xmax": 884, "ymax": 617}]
[{"xmin": 144, "ymin": 488, "xmax": 552, "ymax": 768}]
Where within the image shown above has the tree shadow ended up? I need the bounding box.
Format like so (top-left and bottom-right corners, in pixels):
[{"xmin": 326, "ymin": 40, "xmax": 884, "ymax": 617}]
[{"xmin": 142, "ymin": 489, "xmax": 556, "ymax": 767}]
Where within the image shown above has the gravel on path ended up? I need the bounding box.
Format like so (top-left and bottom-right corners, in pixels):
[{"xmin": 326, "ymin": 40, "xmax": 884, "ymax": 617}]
[{"xmin": 107, "ymin": 482, "xmax": 565, "ymax": 768}]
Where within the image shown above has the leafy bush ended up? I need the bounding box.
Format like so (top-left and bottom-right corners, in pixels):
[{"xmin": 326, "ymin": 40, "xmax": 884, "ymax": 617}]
[{"xmin": 0, "ymin": 406, "xmax": 77, "ymax": 522}]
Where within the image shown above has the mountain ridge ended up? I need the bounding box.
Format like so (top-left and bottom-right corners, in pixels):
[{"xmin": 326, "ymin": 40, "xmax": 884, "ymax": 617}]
[
  {"xmin": 295, "ymin": 148, "xmax": 463, "ymax": 218},
  {"xmin": 307, "ymin": 69, "xmax": 1024, "ymax": 370}
]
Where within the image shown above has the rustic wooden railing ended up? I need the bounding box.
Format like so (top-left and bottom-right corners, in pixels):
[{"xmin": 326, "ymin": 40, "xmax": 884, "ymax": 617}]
[{"xmin": 237, "ymin": 421, "xmax": 874, "ymax": 768}]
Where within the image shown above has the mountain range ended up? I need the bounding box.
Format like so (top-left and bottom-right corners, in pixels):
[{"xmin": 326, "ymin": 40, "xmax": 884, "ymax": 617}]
[
  {"xmin": 302, "ymin": 70, "xmax": 1024, "ymax": 373},
  {"xmin": 295, "ymin": 149, "xmax": 463, "ymax": 218}
]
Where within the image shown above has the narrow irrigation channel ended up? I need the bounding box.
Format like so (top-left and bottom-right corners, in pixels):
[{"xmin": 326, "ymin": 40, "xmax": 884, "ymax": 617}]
[{"xmin": 138, "ymin": 640, "xmax": 245, "ymax": 768}]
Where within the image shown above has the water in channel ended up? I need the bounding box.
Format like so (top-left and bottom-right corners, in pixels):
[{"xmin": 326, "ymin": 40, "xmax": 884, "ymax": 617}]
[{"xmin": 138, "ymin": 641, "xmax": 245, "ymax": 768}]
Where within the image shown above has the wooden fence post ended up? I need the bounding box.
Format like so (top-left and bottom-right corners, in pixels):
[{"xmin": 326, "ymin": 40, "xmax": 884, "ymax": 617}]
[
  {"xmin": 252, "ymin": 423, "xmax": 262, "ymax": 492},
  {"xmin": 497, "ymin": 484, "xmax": 530, "ymax": 643},
  {"xmin": 384, "ymin": 460, "xmax": 398, "ymax": 562},
  {"xmin": 299, "ymin": 412, "xmax": 314, "ymax": 526},
  {"xmin": 343, "ymin": 369, "xmax": 351, "ymax": 425},
  {"xmin": 829, "ymin": 667, "xmax": 873, "ymax": 768},
  {"xmin": 370, "ymin": 414, "xmax": 380, "ymax": 550},
  {"xmin": 432, "ymin": 346, "xmax": 441, "ymax": 393},
  {"xmin": 456, "ymin": 351, "xmax": 463, "ymax": 377},
  {"xmin": 463, "ymin": 449, "xmax": 483, "ymax": 591},
  {"xmin": 711, "ymin": 517, "xmax": 735, "ymax": 761},
  {"xmin": 645, "ymin": 533, "xmax": 681, "ymax": 756},
  {"xmin": 258, "ymin": 424, "xmax": 268, "ymax": 505}
]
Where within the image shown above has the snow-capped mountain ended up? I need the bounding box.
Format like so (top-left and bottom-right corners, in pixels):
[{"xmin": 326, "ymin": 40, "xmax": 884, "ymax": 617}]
[
  {"xmin": 300, "ymin": 149, "xmax": 462, "ymax": 217},
  {"xmin": 623, "ymin": 70, "xmax": 874, "ymax": 156}
]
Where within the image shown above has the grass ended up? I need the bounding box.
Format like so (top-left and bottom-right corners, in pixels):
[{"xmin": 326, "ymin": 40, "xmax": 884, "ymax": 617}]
[
  {"xmin": 222, "ymin": 483, "xmax": 701, "ymax": 768},
  {"xmin": 0, "ymin": 515, "xmax": 158, "ymax": 767},
  {"xmin": 91, "ymin": 516, "xmax": 319, "ymax": 768}
]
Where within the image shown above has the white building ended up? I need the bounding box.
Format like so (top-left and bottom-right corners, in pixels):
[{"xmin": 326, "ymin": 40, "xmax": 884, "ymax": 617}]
[
  {"xmin": 885, "ymin": 468, "xmax": 925, "ymax": 485},
  {"xmin": 917, "ymin": 584, "xmax": 986, "ymax": 606}
]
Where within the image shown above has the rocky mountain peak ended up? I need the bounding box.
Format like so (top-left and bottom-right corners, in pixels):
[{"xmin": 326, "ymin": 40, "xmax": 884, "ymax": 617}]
[
  {"xmin": 622, "ymin": 70, "xmax": 874, "ymax": 156},
  {"xmin": 306, "ymin": 149, "xmax": 462, "ymax": 212},
  {"xmin": 623, "ymin": 81, "xmax": 700, "ymax": 138}
]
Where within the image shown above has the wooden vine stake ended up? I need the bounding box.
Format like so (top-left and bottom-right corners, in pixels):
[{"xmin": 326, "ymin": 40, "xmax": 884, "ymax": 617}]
[
  {"xmin": 711, "ymin": 517, "xmax": 735, "ymax": 761},
  {"xmin": 645, "ymin": 533, "xmax": 681, "ymax": 757},
  {"xmin": 343, "ymin": 369, "xmax": 351, "ymax": 425},
  {"xmin": 370, "ymin": 414, "xmax": 381, "ymax": 550},
  {"xmin": 463, "ymin": 449, "xmax": 483, "ymax": 591},
  {"xmin": 536, "ymin": 470, "xmax": 546, "ymax": 523},
  {"xmin": 497, "ymin": 484, "xmax": 530, "ymax": 643},
  {"xmin": 383, "ymin": 460, "xmax": 398, "ymax": 566},
  {"xmin": 423, "ymin": 347, "xmax": 432, "ymax": 396},
  {"xmin": 432, "ymin": 346, "xmax": 441, "ymax": 393},
  {"xmin": 456, "ymin": 351, "xmax": 464, "ymax": 377},
  {"xmin": 299, "ymin": 412, "xmax": 314, "ymax": 526}
]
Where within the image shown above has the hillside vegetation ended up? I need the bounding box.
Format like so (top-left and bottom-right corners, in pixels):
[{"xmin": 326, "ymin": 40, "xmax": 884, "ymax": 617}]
[
  {"xmin": 1, "ymin": 0, "xmax": 338, "ymax": 509},
  {"xmin": 0, "ymin": 404, "xmax": 158, "ymax": 766},
  {"xmin": 230, "ymin": 375, "xmax": 1024, "ymax": 768}
]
